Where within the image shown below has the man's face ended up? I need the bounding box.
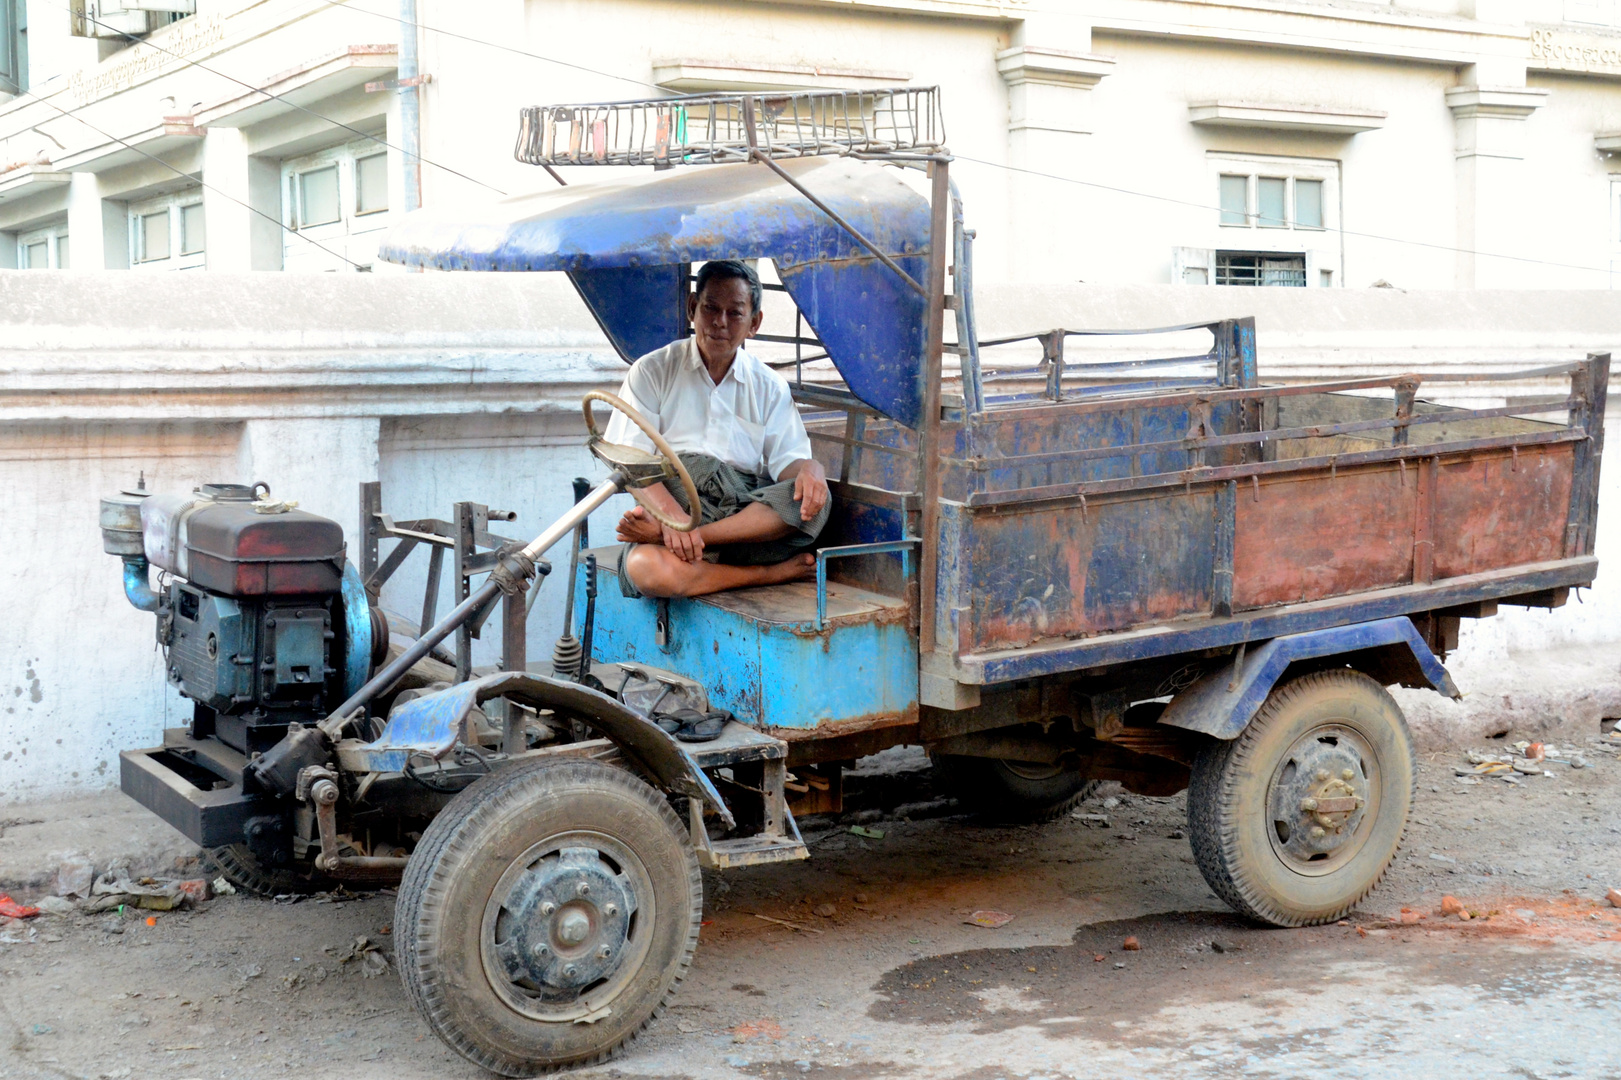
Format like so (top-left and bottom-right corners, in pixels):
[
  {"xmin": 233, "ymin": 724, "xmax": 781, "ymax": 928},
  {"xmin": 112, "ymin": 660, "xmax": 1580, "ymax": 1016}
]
[{"xmin": 689, "ymin": 276, "xmax": 763, "ymax": 368}]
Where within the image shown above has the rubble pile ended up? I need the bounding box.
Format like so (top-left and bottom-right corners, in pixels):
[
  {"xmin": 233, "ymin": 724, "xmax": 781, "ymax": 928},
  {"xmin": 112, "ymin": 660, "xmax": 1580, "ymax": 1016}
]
[
  {"xmin": 0, "ymin": 853, "xmax": 217, "ymax": 945},
  {"xmin": 1452, "ymin": 735, "xmax": 1612, "ymax": 787}
]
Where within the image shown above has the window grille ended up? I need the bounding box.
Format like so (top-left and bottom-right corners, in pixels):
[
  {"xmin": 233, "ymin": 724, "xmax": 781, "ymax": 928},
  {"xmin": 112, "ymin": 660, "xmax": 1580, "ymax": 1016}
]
[{"xmin": 1215, "ymin": 251, "xmax": 1306, "ymax": 287}]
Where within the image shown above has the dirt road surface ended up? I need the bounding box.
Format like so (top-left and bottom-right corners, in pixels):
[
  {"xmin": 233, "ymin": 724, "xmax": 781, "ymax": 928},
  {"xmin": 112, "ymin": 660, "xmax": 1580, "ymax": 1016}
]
[{"xmin": 4, "ymin": 738, "xmax": 1621, "ymax": 1080}]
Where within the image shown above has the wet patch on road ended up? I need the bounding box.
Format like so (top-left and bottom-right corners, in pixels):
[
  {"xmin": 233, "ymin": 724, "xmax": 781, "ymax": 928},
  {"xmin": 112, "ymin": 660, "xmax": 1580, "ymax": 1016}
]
[
  {"xmin": 738, "ymin": 1060, "xmax": 914, "ymax": 1080},
  {"xmin": 869, "ymin": 907, "xmax": 1621, "ymax": 1045}
]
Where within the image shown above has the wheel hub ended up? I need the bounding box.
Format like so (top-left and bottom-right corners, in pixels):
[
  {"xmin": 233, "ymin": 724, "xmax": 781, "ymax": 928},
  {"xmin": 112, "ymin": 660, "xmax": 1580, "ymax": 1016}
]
[
  {"xmin": 1267, "ymin": 728, "xmax": 1372, "ymax": 867},
  {"xmin": 494, "ymin": 847, "xmax": 636, "ymax": 991}
]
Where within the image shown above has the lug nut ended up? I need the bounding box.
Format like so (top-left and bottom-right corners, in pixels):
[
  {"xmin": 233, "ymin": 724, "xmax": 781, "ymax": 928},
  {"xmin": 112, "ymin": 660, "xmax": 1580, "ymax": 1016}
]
[
  {"xmin": 1310, "ymin": 826, "xmax": 1326, "ymax": 839},
  {"xmin": 563, "ymin": 964, "xmax": 578, "ymax": 979},
  {"xmin": 1341, "ymin": 768, "xmax": 1355, "ymax": 780},
  {"xmin": 604, "ymin": 903, "xmax": 618, "ymax": 917},
  {"xmin": 577, "ymin": 882, "xmax": 591, "ymax": 896},
  {"xmin": 540, "ymin": 902, "xmax": 555, "ymax": 916},
  {"xmin": 532, "ymin": 942, "xmax": 549, "ymax": 957},
  {"xmin": 598, "ymin": 945, "xmax": 613, "ymax": 959},
  {"xmin": 1314, "ymin": 769, "xmax": 1329, "ymax": 782},
  {"xmin": 1300, "ymin": 797, "xmax": 1318, "ymax": 811}
]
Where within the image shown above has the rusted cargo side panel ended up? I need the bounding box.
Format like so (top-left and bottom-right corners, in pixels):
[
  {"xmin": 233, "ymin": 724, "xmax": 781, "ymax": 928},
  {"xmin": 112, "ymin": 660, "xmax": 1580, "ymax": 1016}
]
[
  {"xmin": 958, "ymin": 490, "xmax": 1215, "ymax": 650},
  {"xmin": 1433, "ymin": 445, "xmax": 1573, "ymax": 578},
  {"xmin": 1233, "ymin": 466, "xmax": 1417, "ymax": 610}
]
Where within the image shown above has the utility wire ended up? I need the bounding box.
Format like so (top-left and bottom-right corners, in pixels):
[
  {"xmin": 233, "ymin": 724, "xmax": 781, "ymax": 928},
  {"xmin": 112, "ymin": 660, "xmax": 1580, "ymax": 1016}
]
[
  {"xmin": 21, "ymin": 88, "xmax": 363, "ymax": 269},
  {"xmin": 316, "ymin": 0, "xmax": 666, "ymax": 93},
  {"xmin": 954, "ymin": 154, "xmax": 1615, "ymax": 279},
  {"xmin": 315, "ymin": 0, "xmax": 1618, "ymax": 281},
  {"xmin": 30, "ymin": 3, "xmax": 1603, "ymax": 279},
  {"xmin": 43, "ymin": 0, "xmax": 506, "ymax": 196}
]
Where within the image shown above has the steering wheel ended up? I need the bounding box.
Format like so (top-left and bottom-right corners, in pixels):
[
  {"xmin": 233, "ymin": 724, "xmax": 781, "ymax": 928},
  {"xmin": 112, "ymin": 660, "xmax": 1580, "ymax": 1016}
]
[{"xmin": 582, "ymin": 390, "xmax": 701, "ymax": 534}]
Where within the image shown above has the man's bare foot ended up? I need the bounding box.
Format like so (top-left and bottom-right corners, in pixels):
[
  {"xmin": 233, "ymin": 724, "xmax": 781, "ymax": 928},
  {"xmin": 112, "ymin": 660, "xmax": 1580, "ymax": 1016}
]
[
  {"xmin": 616, "ymin": 507, "xmax": 663, "ymax": 545},
  {"xmin": 757, "ymin": 552, "xmax": 817, "ymax": 585}
]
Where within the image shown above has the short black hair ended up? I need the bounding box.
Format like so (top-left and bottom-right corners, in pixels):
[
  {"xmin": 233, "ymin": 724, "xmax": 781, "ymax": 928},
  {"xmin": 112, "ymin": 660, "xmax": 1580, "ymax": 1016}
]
[{"xmin": 693, "ymin": 259, "xmax": 762, "ymax": 314}]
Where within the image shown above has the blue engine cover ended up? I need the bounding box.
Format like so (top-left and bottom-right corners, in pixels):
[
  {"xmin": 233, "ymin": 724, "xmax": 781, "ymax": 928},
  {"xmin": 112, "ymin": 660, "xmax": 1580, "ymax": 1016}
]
[{"xmin": 577, "ymin": 549, "xmax": 917, "ymax": 730}]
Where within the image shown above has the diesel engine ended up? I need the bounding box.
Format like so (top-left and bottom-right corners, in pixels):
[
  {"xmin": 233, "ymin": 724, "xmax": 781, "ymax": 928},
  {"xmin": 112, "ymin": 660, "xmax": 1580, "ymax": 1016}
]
[
  {"xmin": 103, "ymin": 481, "xmax": 386, "ymax": 754},
  {"xmin": 101, "ymin": 480, "xmax": 388, "ymax": 878}
]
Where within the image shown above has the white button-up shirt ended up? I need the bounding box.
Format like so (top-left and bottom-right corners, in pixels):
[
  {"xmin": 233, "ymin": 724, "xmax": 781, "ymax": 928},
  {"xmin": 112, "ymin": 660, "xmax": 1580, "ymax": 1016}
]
[{"xmin": 603, "ymin": 337, "xmax": 813, "ymax": 481}]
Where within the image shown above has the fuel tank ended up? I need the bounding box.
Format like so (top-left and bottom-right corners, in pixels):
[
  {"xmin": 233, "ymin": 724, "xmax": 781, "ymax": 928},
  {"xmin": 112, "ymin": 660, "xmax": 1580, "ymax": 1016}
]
[{"xmin": 141, "ymin": 483, "xmax": 345, "ymax": 597}]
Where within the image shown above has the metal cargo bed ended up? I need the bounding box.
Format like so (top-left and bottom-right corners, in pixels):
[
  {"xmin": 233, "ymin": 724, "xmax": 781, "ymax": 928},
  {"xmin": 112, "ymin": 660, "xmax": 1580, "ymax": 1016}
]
[{"xmin": 809, "ymin": 327, "xmax": 1607, "ymax": 688}]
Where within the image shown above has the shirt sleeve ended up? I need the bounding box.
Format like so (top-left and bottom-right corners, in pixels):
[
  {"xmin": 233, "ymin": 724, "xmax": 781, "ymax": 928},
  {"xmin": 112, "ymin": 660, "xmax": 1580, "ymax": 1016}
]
[
  {"xmin": 760, "ymin": 375, "xmax": 814, "ymax": 481},
  {"xmin": 601, "ymin": 353, "xmax": 662, "ymax": 454}
]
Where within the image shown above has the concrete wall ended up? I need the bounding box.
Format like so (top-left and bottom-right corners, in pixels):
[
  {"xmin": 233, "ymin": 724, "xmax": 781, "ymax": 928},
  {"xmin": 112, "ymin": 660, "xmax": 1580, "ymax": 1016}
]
[{"xmin": 2, "ymin": 272, "xmax": 1619, "ymax": 800}]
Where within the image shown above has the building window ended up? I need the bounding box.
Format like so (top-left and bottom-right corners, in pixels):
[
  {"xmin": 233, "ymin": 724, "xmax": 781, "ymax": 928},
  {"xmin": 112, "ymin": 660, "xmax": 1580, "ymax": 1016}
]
[
  {"xmin": 1218, "ymin": 173, "xmax": 1327, "ymax": 231},
  {"xmin": 179, "ymin": 201, "xmax": 205, "ymax": 255},
  {"xmin": 1182, "ymin": 153, "xmax": 1340, "ymax": 288},
  {"xmin": 129, "ymin": 190, "xmax": 205, "ymax": 270},
  {"xmin": 17, "ymin": 223, "xmax": 67, "ymax": 268},
  {"xmin": 294, "ymin": 166, "xmax": 341, "ymax": 229},
  {"xmin": 70, "ymin": 3, "xmax": 191, "ymax": 43},
  {"xmin": 136, "ymin": 210, "xmax": 170, "ymax": 262},
  {"xmin": 355, "ymin": 153, "xmax": 388, "ymax": 215},
  {"xmin": 0, "ymin": 0, "xmax": 26, "ymax": 97},
  {"xmin": 281, "ymin": 137, "xmax": 392, "ymax": 272},
  {"xmin": 1216, "ymin": 252, "xmax": 1307, "ymax": 287}
]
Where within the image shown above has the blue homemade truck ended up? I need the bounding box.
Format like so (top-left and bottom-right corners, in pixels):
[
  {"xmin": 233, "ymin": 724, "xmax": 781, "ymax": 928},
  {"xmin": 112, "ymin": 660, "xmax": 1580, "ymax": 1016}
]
[{"xmin": 106, "ymin": 88, "xmax": 1607, "ymax": 1074}]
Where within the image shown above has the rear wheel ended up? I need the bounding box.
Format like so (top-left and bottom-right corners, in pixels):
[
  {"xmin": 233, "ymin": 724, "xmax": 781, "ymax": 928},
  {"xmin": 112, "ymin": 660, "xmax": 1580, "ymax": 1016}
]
[
  {"xmin": 396, "ymin": 758, "xmax": 701, "ymax": 1076},
  {"xmin": 1186, "ymin": 669, "xmax": 1415, "ymax": 927},
  {"xmin": 931, "ymin": 753, "xmax": 1098, "ymax": 823}
]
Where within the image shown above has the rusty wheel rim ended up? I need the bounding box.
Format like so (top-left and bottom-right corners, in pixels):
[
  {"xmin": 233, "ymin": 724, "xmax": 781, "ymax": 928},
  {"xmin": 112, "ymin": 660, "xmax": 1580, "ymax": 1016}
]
[{"xmin": 1264, "ymin": 723, "xmax": 1380, "ymax": 878}]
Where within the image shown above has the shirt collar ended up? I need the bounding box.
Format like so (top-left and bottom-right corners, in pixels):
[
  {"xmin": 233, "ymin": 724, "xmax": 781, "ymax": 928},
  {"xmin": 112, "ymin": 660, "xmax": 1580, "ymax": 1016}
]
[{"xmin": 685, "ymin": 336, "xmax": 749, "ymax": 387}]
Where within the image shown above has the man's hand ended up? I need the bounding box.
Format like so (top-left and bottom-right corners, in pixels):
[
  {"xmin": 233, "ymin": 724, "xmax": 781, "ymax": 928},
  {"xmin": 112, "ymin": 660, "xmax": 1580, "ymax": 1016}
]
[
  {"xmin": 662, "ymin": 520, "xmax": 704, "ymax": 562},
  {"xmin": 782, "ymin": 459, "xmax": 829, "ymax": 522}
]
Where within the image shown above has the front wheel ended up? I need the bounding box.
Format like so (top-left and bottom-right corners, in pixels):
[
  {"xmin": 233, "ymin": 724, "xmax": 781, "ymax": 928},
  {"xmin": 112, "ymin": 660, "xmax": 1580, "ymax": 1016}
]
[
  {"xmin": 395, "ymin": 758, "xmax": 701, "ymax": 1075},
  {"xmin": 1187, "ymin": 669, "xmax": 1415, "ymax": 927}
]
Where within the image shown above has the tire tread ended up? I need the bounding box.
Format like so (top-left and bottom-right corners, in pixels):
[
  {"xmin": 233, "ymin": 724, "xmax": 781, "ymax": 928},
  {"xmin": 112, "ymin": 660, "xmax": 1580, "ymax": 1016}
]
[
  {"xmin": 395, "ymin": 758, "xmax": 700, "ymax": 1077},
  {"xmin": 1186, "ymin": 669, "xmax": 1415, "ymax": 928}
]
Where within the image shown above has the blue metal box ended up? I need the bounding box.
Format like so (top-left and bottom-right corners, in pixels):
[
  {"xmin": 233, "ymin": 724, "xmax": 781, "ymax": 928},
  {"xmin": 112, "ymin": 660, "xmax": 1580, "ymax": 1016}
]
[{"xmin": 575, "ymin": 547, "xmax": 917, "ymax": 731}]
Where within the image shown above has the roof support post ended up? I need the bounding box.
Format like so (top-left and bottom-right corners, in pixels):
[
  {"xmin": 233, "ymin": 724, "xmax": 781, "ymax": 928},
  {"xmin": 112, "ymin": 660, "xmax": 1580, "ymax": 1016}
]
[{"xmin": 918, "ymin": 159, "xmax": 950, "ymax": 655}]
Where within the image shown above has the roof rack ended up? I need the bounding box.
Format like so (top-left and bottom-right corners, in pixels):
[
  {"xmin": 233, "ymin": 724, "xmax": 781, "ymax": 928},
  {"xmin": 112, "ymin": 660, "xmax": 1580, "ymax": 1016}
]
[{"xmin": 514, "ymin": 86, "xmax": 945, "ymax": 167}]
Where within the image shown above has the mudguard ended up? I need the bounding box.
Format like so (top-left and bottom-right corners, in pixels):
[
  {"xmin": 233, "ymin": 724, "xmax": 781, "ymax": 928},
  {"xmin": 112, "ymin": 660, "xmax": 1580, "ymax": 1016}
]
[
  {"xmin": 348, "ymin": 671, "xmax": 734, "ymax": 827},
  {"xmin": 1158, "ymin": 616, "xmax": 1460, "ymax": 741}
]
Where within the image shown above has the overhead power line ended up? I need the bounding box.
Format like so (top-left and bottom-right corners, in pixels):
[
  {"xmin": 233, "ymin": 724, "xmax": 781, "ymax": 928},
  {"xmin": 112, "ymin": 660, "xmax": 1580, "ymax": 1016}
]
[
  {"xmin": 21, "ymin": 3, "xmax": 1606, "ymax": 281},
  {"xmin": 40, "ymin": 0, "xmax": 507, "ymax": 197},
  {"xmin": 21, "ymin": 88, "xmax": 364, "ymax": 270},
  {"xmin": 316, "ymin": 0, "xmax": 665, "ymax": 92}
]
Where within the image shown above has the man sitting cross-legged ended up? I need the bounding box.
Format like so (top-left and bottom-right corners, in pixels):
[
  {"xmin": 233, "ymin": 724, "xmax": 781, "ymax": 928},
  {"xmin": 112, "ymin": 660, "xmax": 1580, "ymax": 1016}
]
[{"xmin": 605, "ymin": 259, "xmax": 830, "ymax": 599}]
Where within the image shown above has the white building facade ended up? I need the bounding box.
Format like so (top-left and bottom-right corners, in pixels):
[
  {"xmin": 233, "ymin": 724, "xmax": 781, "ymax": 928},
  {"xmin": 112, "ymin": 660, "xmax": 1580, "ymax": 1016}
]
[{"xmin": 0, "ymin": 0, "xmax": 1620, "ymax": 288}]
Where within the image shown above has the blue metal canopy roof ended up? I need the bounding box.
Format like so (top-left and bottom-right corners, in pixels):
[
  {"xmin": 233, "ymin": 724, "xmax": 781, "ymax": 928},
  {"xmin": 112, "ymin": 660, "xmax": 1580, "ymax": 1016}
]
[{"xmin": 377, "ymin": 157, "xmax": 933, "ymax": 428}]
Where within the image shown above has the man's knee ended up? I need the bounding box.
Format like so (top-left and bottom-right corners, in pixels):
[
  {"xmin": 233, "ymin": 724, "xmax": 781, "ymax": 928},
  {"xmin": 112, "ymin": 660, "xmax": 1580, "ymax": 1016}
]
[{"xmin": 624, "ymin": 544, "xmax": 690, "ymax": 599}]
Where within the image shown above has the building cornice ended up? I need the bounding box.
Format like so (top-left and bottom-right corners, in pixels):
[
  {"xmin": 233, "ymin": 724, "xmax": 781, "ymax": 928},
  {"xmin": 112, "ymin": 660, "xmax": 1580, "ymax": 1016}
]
[
  {"xmin": 1444, "ymin": 84, "xmax": 1550, "ymax": 119},
  {"xmin": 995, "ymin": 47, "xmax": 1115, "ymax": 89},
  {"xmin": 1189, "ymin": 100, "xmax": 1387, "ymax": 134}
]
